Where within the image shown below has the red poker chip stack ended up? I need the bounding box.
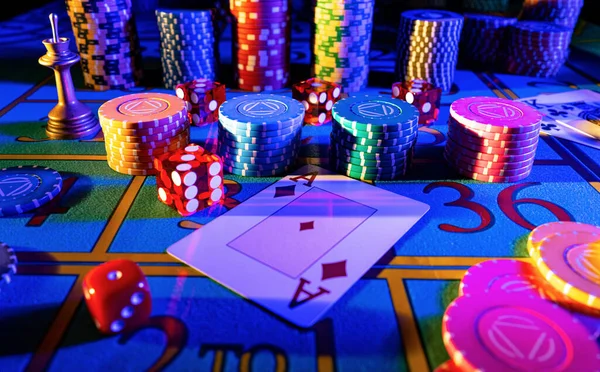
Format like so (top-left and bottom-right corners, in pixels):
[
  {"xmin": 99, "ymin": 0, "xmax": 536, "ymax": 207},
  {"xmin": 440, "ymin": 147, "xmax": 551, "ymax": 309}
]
[
  {"xmin": 230, "ymin": 0, "xmax": 291, "ymax": 91},
  {"xmin": 175, "ymin": 78, "xmax": 226, "ymax": 126}
]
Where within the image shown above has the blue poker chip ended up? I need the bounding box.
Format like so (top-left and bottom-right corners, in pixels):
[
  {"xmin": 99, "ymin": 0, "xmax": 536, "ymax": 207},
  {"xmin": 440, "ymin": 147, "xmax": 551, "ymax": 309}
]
[
  {"xmin": 223, "ymin": 155, "xmax": 296, "ymax": 172},
  {"xmin": 331, "ymin": 94, "xmax": 419, "ymax": 133},
  {"xmin": 401, "ymin": 9, "xmax": 464, "ymax": 24},
  {"xmin": 223, "ymin": 163, "xmax": 292, "ymax": 178},
  {"xmin": 0, "ymin": 166, "xmax": 63, "ymax": 216},
  {"xmin": 219, "ymin": 94, "xmax": 306, "ymax": 132},
  {"xmin": 219, "ymin": 126, "xmax": 300, "ymax": 145},
  {"xmin": 220, "ymin": 150, "xmax": 296, "ymax": 165},
  {"xmin": 218, "ymin": 121, "xmax": 298, "ymax": 138}
]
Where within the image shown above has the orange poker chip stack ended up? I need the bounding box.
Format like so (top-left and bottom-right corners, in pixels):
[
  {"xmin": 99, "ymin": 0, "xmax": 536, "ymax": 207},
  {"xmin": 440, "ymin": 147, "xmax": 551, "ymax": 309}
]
[{"xmin": 98, "ymin": 92, "xmax": 190, "ymax": 175}]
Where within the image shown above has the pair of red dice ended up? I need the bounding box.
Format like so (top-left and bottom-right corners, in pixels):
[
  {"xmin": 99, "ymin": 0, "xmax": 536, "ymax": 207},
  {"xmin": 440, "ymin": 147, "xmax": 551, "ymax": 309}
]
[
  {"xmin": 175, "ymin": 78, "xmax": 226, "ymax": 126},
  {"xmin": 292, "ymin": 77, "xmax": 342, "ymax": 125},
  {"xmin": 392, "ymin": 79, "xmax": 442, "ymax": 125},
  {"xmin": 83, "ymin": 260, "xmax": 151, "ymax": 334}
]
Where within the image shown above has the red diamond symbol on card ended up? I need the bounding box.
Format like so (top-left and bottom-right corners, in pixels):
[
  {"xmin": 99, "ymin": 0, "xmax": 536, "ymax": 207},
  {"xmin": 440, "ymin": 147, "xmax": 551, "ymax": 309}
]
[
  {"xmin": 299, "ymin": 221, "xmax": 314, "ymax": 231},
  {"xmin": 274, "ymin": 185, "xmax": 296, "ymax": 198},
  {"xmin": 321, "ymin": 260, "xmax": 347, "ymax": 280}
]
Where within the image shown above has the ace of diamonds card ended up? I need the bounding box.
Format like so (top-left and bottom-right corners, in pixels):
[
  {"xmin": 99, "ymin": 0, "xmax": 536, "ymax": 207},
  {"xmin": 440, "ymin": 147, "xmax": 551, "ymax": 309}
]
[{"xmin": 166, "ymin": 165, "xmax": 429, "ymax": 327}]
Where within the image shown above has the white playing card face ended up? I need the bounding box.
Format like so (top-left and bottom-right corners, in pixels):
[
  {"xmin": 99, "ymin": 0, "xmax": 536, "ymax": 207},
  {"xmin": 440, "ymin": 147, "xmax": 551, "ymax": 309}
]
[
  {"xmin": 228, "ymin": 187, "xmax": 376, "ymax": 278},
  {"xmin": 517, "ymin": 89, "xmax": 600, "ymax": 150},
  {"xmin": 166, "ymin": 165, "xmax": 429, "ymax": 327}
]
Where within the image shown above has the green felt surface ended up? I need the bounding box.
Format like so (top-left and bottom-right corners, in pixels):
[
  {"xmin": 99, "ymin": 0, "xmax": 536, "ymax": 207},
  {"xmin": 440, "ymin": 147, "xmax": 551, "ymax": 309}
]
[{"xmin": 1, "ymin": 1, "xmax": 600, "ymax": 371}]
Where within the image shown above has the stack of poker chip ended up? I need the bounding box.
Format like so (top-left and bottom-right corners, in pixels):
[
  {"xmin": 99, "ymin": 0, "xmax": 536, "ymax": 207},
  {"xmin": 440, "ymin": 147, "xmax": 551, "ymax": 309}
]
[
  {"xmin": 98, "ymin": 93, "xmax": 190, "ymax": 176},
  {"xmin": 329, "ymin": 95, "xmax": 420, "ymax": 181},
  {"xmin": 438, "ymin": 221, "xmax": 600, "ymax": 370},
  {"xmin": 505, "ymin": 21, "xmax": 572, "ymax": 77},
  {"xmin": 0, "ymin": 166, "xmax": 63, "ymax": 217},
  {"xmin": 230, "ymin": 0, "xmax": 291, "ymax": 91},
  {"xmin": 521, "ymin": 0, "xmax": 584, "ymax": 29},
  {"xmin": 462, "ymin": 0, "xmax": 509, "ymax": 12},
  {"xmin": 444, "ymin": 96, "xmax": 543, "ymax": 183},
  {"xmin": 65, "ymin": 0, "xmax": 143, "ymax": 90},
  {"xmin": 313, "ymin": 0, "xmax": 375, "ymax": 93},
  {"xmin": 156, "ymin": 9, "xmax": 217, "ymax": 90},
  {"xmin": 459, "ymin": 14, "xmax": 517, "ymax": 69},
  {"xmin": 217, "ymin": 94, "xmax": 305, "ymax": 177},
  {"xmin": 395, "ymin": 10, "xmax": 464, "ymax": 93}
]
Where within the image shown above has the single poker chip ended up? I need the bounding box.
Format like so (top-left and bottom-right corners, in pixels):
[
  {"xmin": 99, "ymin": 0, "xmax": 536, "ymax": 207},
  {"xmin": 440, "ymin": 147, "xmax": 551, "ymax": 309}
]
[
  {"xmin": 332, "ymin": 95, "xmax": 419, "ymax": 133},
  {"xmin": 0, "ymin": 166, "xmax": 63, "ymax": 216},
  {"xmin": 443, "ymin": 292, "xmax": 600, "ymax": 371},
  {"xmin": 0, "ymin": 242, "xmax": 17, "ymax": 286},
  {"xmin": 527, "ymin": 221, "xmax": 600, "ymax": 253},
  {"xmin": 101, "ymin": 119, "xmax": 186, "ymax": 137},
  {"xmin": 448, "ymin": 117, "xmax": 541, "ymax": 141},
  {"xmin": 98, "ymin": 93, "xmax": 188, "ymax": 128},
  {"xmin": 332, "ymin": 126, "xmax": 418, "ymax": 147},
  {"xmin": 332, "ymin": 120, "xmax": 418, "ymax": 140},
  {"xmin": 218, "ymin": 121, "xmax": 298, "ymax": 138},
  {"xmin": 450, "ymin": 97, "xmax": 543, "ymax": 134},
  {"xmin": 459, "ymin": 259, "xmax": 600, "ymax": 318},
  {"xmin": 219, "ymin": 94, "xmax": 305, "ymax": 132},
  {"xmin": 529, "ymin": 230, "xmax": 600, "ymax": 311}
]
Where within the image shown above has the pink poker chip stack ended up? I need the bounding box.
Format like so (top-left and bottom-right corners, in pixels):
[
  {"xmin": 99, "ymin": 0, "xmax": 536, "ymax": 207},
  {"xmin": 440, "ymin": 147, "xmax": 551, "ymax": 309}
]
[{"xmin": 444, "ymin": 96, "xmax": 543, "ymax": 183}]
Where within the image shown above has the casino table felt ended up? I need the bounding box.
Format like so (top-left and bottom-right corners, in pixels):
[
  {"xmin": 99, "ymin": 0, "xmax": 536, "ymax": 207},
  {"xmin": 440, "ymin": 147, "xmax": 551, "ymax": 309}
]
[{"xmin": 1, "ymin": 1, "xmax": 600, "ymax": 371}]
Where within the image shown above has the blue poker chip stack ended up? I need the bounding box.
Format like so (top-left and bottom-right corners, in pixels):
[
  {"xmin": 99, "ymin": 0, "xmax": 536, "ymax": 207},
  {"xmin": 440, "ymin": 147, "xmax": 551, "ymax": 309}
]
[
  {"xmin": 329, "ymin": 95, "xmax": 420, "ymax": 181},
  {"xmin": 217, "ymin": 94, "xmax": 305, "ymax": 177},
  {"xmin": 521, "ymin": 0, "xmax": 584, "ymax": 29},
  {"xmin": 460, "ymin": 14, "xmax": 517, "ymax": 69},
  {"xmin": 505, "ymin": 21, "xmax": 572, "ymax": 77},
  {"xmin": 156, "ymin": 9, "xmax": 217, "ymax": 89},
  {"xmin": 395, "ymin": 9, "xmax": 464, "ymax": 93}
]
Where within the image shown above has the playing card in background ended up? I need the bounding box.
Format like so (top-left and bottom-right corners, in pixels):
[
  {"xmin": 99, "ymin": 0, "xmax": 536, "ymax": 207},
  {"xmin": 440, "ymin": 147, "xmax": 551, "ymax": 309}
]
[
  {"xmin": 517, "ymin": 89, "xmax": 600, "ymax": 150},
  {"xmin": 166, "ymin": 165, "xmax": 429, "ymax": 327}
]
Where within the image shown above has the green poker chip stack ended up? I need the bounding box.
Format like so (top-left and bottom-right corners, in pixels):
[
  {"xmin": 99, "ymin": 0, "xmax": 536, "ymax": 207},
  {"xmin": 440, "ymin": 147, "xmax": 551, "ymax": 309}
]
[{"xmin": 329, "ymin": 95, "xmax": 420, "ymax": 181}]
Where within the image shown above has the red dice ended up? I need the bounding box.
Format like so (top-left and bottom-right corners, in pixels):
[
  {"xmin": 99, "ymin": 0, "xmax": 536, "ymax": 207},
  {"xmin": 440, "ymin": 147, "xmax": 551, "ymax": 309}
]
[
  {"xmin": 82, "ymin": 259, "xmax": 151, "ymax": 334},
  {"xmin": 175, "ymin": 78, "xmax": 226, "ymax": 126},
  {"xmin": 392, "ymin": 79, "xmax": 442, "ymax": 124},
  {"xmin": 292, "ymin": 77, "xmax": 342, "ymax": 125},
  {"xmin": 154, "ymin": 143, "xmax": 225, "ymax": 216}
]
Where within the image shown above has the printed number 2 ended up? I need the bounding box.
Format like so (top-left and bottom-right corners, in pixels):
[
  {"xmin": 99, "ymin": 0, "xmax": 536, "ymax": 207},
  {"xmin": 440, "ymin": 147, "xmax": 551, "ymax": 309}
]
[{"xmin": 423, "ymin": 181, "xmax": 573, "ymax": 233}]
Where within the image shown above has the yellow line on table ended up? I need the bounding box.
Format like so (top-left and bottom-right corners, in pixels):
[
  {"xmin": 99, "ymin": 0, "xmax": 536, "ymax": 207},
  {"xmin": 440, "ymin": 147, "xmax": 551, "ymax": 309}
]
[
  {"xmin": 25, "ymin": 276, "xmax": 84, "ymax": 372},
  {"xmin": 90, "ymin": 176, "xmax": 146, "ymax": 255},
  {"xmin": 0, "ymin": 154, "xmax": 106, "ymax": 160}
]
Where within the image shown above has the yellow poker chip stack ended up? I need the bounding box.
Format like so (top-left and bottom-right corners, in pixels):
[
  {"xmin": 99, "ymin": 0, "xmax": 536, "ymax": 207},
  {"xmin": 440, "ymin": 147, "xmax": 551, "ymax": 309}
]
[
  {"xmin": 98, "ymin": 92, "xmax": 190, "ymax": 175},
  {"xmin": 313, "ymin": 0, "xmax": 375, "ymax": 93}
]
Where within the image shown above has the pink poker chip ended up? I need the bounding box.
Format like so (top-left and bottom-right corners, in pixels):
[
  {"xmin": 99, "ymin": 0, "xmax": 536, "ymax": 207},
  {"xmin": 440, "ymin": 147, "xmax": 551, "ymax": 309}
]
[
  {"xmin": 528, "ymin": 221, "xmax": 600, "ymax": 251},
  {"xmin": 442, "ymin": 292, "xmax": 600, "ymax": 372},
  {"xmin": 459, "ymin": 259, "xmax": 600, "ymax": 336},
  {"xmin": 450, "ymin": 97, "xmax": 543, "ymax": 134}
]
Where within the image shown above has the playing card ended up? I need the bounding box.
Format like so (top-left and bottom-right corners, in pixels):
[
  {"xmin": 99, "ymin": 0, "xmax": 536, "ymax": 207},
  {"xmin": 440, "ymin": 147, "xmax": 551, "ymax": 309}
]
[
  {"xmin": 517, "ymin": 89, "xmax": 600, "ymax": 149},
  {"xmin": 166, "ymin": 165, "xmax": 429, "ymax": 327}
]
